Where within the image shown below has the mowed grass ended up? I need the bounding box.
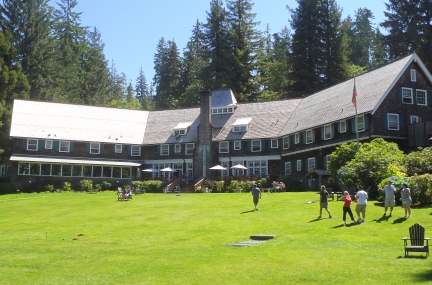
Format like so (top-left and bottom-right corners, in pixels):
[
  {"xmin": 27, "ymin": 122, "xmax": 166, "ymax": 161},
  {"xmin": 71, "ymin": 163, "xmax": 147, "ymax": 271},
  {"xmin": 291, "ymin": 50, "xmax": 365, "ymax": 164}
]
[{"xmin": 0, "ymin": 191, "xmax": 431, "ymax": 285}]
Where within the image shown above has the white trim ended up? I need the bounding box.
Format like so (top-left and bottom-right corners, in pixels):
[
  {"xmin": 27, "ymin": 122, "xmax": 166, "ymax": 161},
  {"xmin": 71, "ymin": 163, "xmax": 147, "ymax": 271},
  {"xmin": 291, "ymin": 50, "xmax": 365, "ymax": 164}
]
[
  {"xmin": 45, "ymin": 140, "xmax": 53, "ymax": 149},
  {"xmin": 270, "ymin": 139, "xmax": 278, "ymax": 148},
  {"xmin": 174, "ymin": 144, "xmax": 181, "ymax": 153},
  {"xmin": 144, "ymin": 159, "xmax": 193, "ymax": 164},
  {"xmin": 219, "ymin": 141, "xmax": 229, "ymax": 153},
  {"xmin": 131, "ymin": 145, "xmax": 141, "ymax": 156},
  {"xmin": 160, "ymin": 144, "xmax": 169, "ymax": 156},
  {"xmin": 185, "ymin": 143, "xmax": 194, "ymax": 155},
  {"xmin": 387, "ymin": 113, "xmax": 399, "ymax": 130},
  {"xmin": 410, "ymin": 69, "xmax": 416, "ymax": 82},
  {"xmin": 251, "ymin": 140, "xmax": 261, "ymax": 152},
  {"xmin": 234, "ymin": 140, "xmax": 241, "ymax": 150},
  {"xmin": 10, "ymin": 155, "xmax": 142, "ymax": 166},
  {"xmin": 416, "ymin": 89, "xmax": 427, "ymax": 106},
  {"xmin": 218, "ymin": 155, "xmax": 281, "ymax": 162},
  {"xmin": 90, "ymin": 142, "xmax": 100, "ymax": 154},
  {"xmin": 27, "ymin": 139, "xmax": 38, "ymax": 151}
]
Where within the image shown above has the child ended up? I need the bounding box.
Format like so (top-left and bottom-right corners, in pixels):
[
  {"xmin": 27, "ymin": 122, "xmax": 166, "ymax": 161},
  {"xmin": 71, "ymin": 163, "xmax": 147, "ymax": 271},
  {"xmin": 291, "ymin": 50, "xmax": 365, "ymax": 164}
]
[{"xmin": 341, "ymin": 191, "xmax": 355, "ymax": 225}]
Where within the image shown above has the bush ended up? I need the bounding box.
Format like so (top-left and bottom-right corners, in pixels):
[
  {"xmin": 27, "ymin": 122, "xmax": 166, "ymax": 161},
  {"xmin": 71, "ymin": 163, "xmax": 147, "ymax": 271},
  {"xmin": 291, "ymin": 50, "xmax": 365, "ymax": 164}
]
[
  {"xmin": 95, "ymin": 184, "xmax": 102, "ymax": 191},
  {"xmin": 227, "ymin": 180, "xmax": 240, "ymax": 193},
  {"xmin": 45, "ymin": 184, "xmax": 55, "ymax": 193},
  {"xmin": 79, "ymin": 180, "xmax": 93, "ymax": 192},
  {"xmin": 0, "ymin": 183, "xmax": 15, "ymax": 194},
  {"xmin": 241, "ymin": 180, "xmax": 254, "ymax": 193},
  {"xmin": 132, "ymin": 181, "xmax": 145, "ymax": 189},
  {"xmin": 410, "ymin": 174, "xmax": 432, "ymax": 205},
  {"xmin": 215, "ymin": 181, "xmax": 225, "ymax": 193},
  {"xmin": 63, "ymin": 182, "xmax": 72, "ymax": 192},
  {"xmin": 142, "ymin": 180, "xmax": 164, "ymax": 193},
  {"xmin": 101, "ymin": 181, "xmax": 112, "ymax": 190},
  {"xmin": 257, "ymin": 178, "xmax": 269, "ymax": 189}
]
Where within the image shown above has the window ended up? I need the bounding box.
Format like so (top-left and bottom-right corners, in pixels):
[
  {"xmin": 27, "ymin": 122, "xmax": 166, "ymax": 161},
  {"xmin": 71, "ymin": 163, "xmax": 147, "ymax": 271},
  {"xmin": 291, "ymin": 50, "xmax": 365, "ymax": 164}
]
[
  {"xmin": 115, "ymin": 144, "xmax": 122, "ymax": 153},
  {"xmin": 416, "ymin": 89, "xmax": 427, "ymax": 106},
  {"xmin": 219, "ymin": 141, "xmax": 229, "ymax": 153},
  {"xmin": 131, "ymin": 145, "xmax": 140, "ymax": 156},
  {"xmin": 283, "ymin": 136, "xmax": 289, "ymax": 149},
  {"xmin": 59, "ymin": 141, "xmax": 70, "ymax": 152},
  {"xmin": 174, "ymin": 144, "xmax": 181, "ymax": 153},
  {"xmin": 324, "ymin": 155, "xmax": 331, "ymax": 169},
  {"xmin": 160, "ymin": 144, "xmax": 169, "ymax": 156},
  {"xmin": 173, "ymin": 129, "xmax": 186, "ymax": 136},
  {"xmin": 234, "ymin": 140, "xmax": 241, "ymax": 150},
  {"xmin": 306, "ymin": 130, "xmax": 313, "ymax": 144},
  {"xmin": 212, "ymin": 107, "xmax": 234, "ymax": 114},
  {"xmin": 233, "ymin": 125, "xmax": 247, "ymax": 132},
  {"xmin": 45, "ymin": 140, "xmax": 53, "ymax": 149},
  {"xmin": 410, "ymin": 115, "xmax": 420, "ymax": 124},
  {"xmin": 307, "ymin": 158, "xmax": 316, "ymax": 171},
  {"xmin": 285, "ymin": 162, "xmax": 292, "ymax": 175},
  {"xmin": 271, "ymin": 139, "xmax": 278, "ymax": 148},
  {"xmin": 402, "ymin": 88, "xmax": 413, "ymax": 104},
  {"xmin": 90, "ymin": 143, "xmax": 100, "ymax": 154},
  {"xmin": 251, "ymin": 140, "xmax": 261, "ymax": 152},
  {"xmin": 247, "ymin": 160, "xmax": 267, "ymax": 177},
  {"xmin": 357, "ymin": 115, "xmax": 365, "ymax": 132},
  {"xmin": 410, "ymin": 69, "xmax": 416, "ymax": 82},
  {"xmin": 294, "ymin": 133, "xmax": 300, "ymax": 144},
  {"xmin": 185, "ymin": 143, "xmax": 194, "ymax": 155},
  {"xmin": 27, "ymin": 139, "xmax": 38, "ymax": 151},
  {"xmin": 387, "ymin": 114, "xmax": 399, "ymax": 130},
  {"xmin": 324, "ymin": 124, "xmax": 332, "ymax": 140},
  {"xmin": 339, "ymin": 120, "xmax": 346, "ymax": 133},
  {"xmin": 296, "ymin": 160, "xmax": 302, "ymax": 171}
]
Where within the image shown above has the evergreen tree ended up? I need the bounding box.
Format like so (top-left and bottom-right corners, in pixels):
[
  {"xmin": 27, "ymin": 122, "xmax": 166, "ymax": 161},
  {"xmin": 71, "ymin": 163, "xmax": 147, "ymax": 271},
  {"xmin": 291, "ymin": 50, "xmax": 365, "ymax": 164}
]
[
  {"xmin": 135, "ymin": 67, "xmax": 150, "ymax": 110},
  {"xmin": 349, "ymin": 8, "xmax": 376, "ymax": 69},
  {"xmin": 226, "ymin": 0, "xmax": 262, "ymax": 101},
  {"xmin": 370, "ymin": 27, "xmax": 387, "ymax": 68}
]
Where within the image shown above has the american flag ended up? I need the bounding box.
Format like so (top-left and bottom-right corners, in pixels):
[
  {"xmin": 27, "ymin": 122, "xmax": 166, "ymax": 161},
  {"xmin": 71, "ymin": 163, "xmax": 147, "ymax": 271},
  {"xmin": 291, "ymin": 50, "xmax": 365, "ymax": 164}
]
[{"xmin": 352, "ymin": 79, "xmax": 358, "ymax": 107}]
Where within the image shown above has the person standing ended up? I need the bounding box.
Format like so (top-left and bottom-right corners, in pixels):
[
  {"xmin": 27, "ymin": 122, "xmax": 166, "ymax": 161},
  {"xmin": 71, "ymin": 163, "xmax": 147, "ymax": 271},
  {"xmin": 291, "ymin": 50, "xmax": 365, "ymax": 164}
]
[
  {"xmin": 318, "ymin": 185, "xmax": 332, "ymax": 219},
  {"xmin": 355, "ymin": 186, "xmax": 368, "ymax": 223},
  {"xmin": 379, "ymin": 180, "xmax": 396, "ymax": 217},
  {"xmin": 251, "ymin": 183, "xmax": 262, "ymax": 211},
  {"xmin": 401, "ymin": 183, "xmax": 412, "ymax": 218},
  {"xmin": 341, "ymin": 191, "xmax": 355, "ymax": 226}
]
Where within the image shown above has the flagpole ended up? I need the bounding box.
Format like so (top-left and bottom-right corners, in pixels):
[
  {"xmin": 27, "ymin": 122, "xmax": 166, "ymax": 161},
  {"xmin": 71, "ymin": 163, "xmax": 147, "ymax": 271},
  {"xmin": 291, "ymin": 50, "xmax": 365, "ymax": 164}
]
[{"xmin": 354, "ymin": 78, "xmax": 359, "ymax": 151}]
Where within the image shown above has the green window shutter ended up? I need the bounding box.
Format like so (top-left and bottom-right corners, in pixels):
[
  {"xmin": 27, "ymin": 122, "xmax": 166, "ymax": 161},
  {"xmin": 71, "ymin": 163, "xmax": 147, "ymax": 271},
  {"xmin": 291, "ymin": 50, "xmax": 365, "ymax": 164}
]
[
  {"xmin": 247, "ymin": 141, "xmax": 251, "ymax": 151},
  {"xmin": 331, "ymin": 124, "xmax": 334, "ymax": 137},
  {"xmin": 85, "ymin": 143, "xmax": 90, "ymax": 153},
  {"xmin": 100, "ymin": 143, "xmax": 104, "ymax": 154},
  {"xmin": 70, "ymin": 142, "xmax": 74, "ymax": 152},
  {"xmin": 383, "ymin": 113, "xmax": 388, "ymax": 129},
  {"xmin": 38, "ymin": 139, "xmax": 44, "ymax": 150},
  {"xmin": 169, "ymin": 144, "xmax": 174, "ymax": 155},
  {"xmin": 399, "ymin": 115, "xmax": 405, "ymax": 130},
  {"xmin": 312, "ymin": 130, "xmax": 315, "ymax": 142},
  {"xmin": 352, "ymin": 118, "xmax": 356, "ymax": 133},
  {"xmin": 302, "ymin": 132, "xmax": 306, "ymax": 144},
  {"xmin": 268, "ymin": 139, "xmax": 271, "ymax": 148},
  {"xmin": 413, "ymin": 89, "xmax": 417, "ymax": 104},
  {"xmin": 321, "ymin": 127, "xmax": 324, "ymax": 140},
  {"xmin": 157, "ymin": 145, "xmax": 160, "ymax": 155},
  {"xmin": 22, "ymin": 139, "xmax": 27, "ymax": 150},
  {"xmin": 397, "ymin": 87, "xmax": 402, "ymax": 102},
  {"xmin": 53, "ymin": 141, "xmax": 59, "ymax": 151},
  {"xmin": 427, "ymin": 90, "xmax": 432, "ymax": 106},
  {"xmin": 364, "ymin": 115, "xmax": 369, "ymax": 130},
  {"xmin": 261, "ymin": 140, "xmax": 266, "ymax": 151},
  {"xmin": 128, "ymin": 145, "xmax": 131, "ymax": 156}
]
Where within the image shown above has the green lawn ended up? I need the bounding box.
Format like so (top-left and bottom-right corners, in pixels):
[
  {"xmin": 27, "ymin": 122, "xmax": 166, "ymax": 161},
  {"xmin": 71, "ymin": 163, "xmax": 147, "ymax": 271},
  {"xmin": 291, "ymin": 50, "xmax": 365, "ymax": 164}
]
[{"xmin": 0, "ymin": 191, "xmax": 431, "ymax": 285}]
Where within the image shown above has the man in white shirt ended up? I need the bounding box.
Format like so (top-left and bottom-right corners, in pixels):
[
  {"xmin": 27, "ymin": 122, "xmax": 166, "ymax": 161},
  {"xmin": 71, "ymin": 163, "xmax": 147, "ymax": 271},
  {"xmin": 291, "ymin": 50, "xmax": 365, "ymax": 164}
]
[{"xmin": 355, "ymin": 186, "xmax": 368, "ymax": 223}]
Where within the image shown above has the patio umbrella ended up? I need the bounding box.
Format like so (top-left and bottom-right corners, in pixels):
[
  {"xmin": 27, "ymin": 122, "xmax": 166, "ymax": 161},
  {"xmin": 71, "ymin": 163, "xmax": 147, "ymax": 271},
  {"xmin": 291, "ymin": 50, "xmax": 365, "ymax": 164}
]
[
  {"xmin": 160, "ymin": 167, "xmax": 176, "ymax": 172},
  {"xmin": 209, "ymin": 165, "xmax": 227, "ymax": 170},
  {"xmin": 142, "ymin": 168, "xmax": 158, "ymax": 172},
  {"xmin": 230, "ymin": 164, "xmax": 248, "ymax": 170}
]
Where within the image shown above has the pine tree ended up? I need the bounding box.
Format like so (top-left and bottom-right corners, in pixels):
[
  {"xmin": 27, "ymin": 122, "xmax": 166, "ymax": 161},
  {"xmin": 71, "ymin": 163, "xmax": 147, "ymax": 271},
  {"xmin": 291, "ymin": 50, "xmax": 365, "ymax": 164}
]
[
  {"xmin": 135, "ymin": 67, "xmax": 150, "ymax": 110},
  {"xmin": 349, "ymin": 8, "xmax": 376, "ymax": 69}
]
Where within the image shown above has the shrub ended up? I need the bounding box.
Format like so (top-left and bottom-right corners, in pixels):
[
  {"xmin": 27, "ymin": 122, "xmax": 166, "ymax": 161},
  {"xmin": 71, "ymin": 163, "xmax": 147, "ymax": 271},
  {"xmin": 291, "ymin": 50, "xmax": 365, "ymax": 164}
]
[
  {"xmin": 101, "ymin": 181, "xmax": 112, "ymax": 190},
  {"xmin": 0, "ymin": 183, "xmax": 15, "ymax": 194},
  {"xmin": 95, "ymin": 184, "xmax": 102, "ymax": 191},
  {"xmin": 45, "ymin": 184, "xmax": 55, "ymax": 193},
  {"xmin": 241, "ymin": 180, "xmax": 254, "ymax": 192},
  {"xmin": 215, "ymin": 181, "xmax": 225, "ymax": 193},
  {"xmin": 132, "ymin": 181, "xmax": 145, "ymax": 189},
  {"xmin": 257, "ymin": 178, "xmax": 269, "ymax": 189},
  {"xmin": 142, "ymin": 180, "xmax": 164, "ymax": 193},
  {"xmin": 63, "ymin": 182, "xmax": 72, "ymax": 192},
  {"xmin": 227, "ymin": 180, "xmax": 240, "ymax": 193},
  {"xmin": 79, "ymin": 180, "xmax": 93, "ymax": 192},
  {"xmin": 410, "ymin": 174, "xmax": 432, "ymax": 205}
]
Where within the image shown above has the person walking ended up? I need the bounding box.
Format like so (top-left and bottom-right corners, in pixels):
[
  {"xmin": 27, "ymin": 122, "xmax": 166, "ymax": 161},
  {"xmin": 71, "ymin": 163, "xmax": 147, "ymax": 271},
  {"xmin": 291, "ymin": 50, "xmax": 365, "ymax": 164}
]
[
  {"xmin": 251, "ymin": 183, "xmax": 262, "ymax": 211},
  {"xmin": 318, "ymin": 185, "xmax": 332, "ymax": 219},
  {"xmin": 341, "ymin": 191, "xmax": 355, "ymax": 226},
  {"xmin": 355, "ymin": 186, "xmax": 368, "ymax": 223},
  {"xmin": 401, "ymin": 183, "xmax": 412, "ymax": 218},
  {"xmin": 379, "ymin": 180, "xmax": 396, "ymax": 217}
]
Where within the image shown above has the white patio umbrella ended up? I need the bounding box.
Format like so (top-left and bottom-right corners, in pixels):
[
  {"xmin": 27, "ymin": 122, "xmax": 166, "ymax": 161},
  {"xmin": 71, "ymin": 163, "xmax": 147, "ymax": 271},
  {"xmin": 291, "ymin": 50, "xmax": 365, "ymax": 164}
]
[
  {"xmin": 209, "ymin": 165, "xmax": 227, "ymax": 170},
  {"xmin": 142, "ymin": 168, "xmax": 158, "ymax": 172},
  {"xmin": 230, "ymin": 164, "xmax": 248, "ymax": 176},
  {"xmin": 160, "ymin": 167, "xmax": 176, "ymax": 172}
]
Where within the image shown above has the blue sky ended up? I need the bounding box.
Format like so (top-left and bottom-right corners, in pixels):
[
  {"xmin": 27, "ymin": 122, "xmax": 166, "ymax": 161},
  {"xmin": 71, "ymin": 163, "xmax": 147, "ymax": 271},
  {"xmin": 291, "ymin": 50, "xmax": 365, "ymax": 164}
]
[{"xmin": 50, "ymin": 0, "xmax": 389, "ymax": 87}]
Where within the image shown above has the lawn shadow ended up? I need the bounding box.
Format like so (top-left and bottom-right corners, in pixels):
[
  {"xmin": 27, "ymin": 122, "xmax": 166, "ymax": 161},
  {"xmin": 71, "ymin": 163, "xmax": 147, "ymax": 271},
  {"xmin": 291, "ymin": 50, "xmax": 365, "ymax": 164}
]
[
  {"xmin": 392, "ymin": 217, "xmax": 408, "ymax": 224},
  {"xmin": 371, "ymin": 215, "xmax": 391, "ymax": 223},
  {"xmin": 332, "ymin": 222, "xmax": 361, "ymax": 229},
  {"xmin": 308, "ymin": 218, "xmax": 323, "ymax": 223},
  {"xmin": 397, "ymin": 255, "xmax": 428, "ymax": 260},
  {"xmin": 409, "ymin": 269, "xmax": 432, "ymax": 282},
  {"xmin": 373, "ymin": 201, "xmax": 384, "ymax": 207},
  {"xmin": 240, "ymin": 209, "xmax": 256, "ymax": 214}
]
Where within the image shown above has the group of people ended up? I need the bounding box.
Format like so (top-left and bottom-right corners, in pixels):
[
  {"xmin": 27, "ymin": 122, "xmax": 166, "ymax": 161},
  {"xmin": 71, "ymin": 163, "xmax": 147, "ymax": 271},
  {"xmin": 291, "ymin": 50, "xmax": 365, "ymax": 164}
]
[
  {"xmin": 271, "ymin": 181, "xmax": 285, "ymax": 192},
  {"xmin": 318, "ymin": 180, "xmax": 412, "ymax": 226}
]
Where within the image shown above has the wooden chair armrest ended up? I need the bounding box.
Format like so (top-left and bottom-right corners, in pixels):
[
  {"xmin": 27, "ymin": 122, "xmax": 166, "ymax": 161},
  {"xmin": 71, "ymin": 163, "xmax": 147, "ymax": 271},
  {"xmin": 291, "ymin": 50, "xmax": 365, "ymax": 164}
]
[
  {"xmin": 425, "ymin": 238, "xmax": 431, "ymax": 240},
  {"xmin": 401, "ymin": 237, "xmax": 409, "ymax": 240}
]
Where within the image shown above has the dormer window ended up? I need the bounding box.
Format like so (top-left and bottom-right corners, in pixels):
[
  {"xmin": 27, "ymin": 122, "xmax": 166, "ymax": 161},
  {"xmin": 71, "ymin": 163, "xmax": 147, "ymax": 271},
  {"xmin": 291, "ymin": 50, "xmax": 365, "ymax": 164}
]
[
  {"xmin": 172, "ymin": 122, "xmax": 192, "ymax": 136},
  {"xmin": 211, "ymin": 107, "xmax": 234, "ymax": 114},
  {"xmin": 232, "ymin": 117, "xmax": 251, "ymax": 133}
]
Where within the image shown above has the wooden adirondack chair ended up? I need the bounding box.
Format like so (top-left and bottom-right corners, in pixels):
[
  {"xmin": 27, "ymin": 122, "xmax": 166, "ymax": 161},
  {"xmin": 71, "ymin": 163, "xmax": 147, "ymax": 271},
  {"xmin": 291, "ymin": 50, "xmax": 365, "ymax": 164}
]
[{"xmin": 401, "ymin": 223, "xmax": 430, "ymax": 257}]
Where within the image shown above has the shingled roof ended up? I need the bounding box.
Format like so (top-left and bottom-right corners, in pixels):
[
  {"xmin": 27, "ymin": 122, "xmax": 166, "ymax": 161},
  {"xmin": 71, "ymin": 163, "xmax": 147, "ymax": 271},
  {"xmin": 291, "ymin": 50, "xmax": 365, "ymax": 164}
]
[
  {"xmin": 10, "ymin": 100, "xmax": 149, "ymax": 144},
  {"xmin": 281, "ymin": 53, "xmax": 421, "ymax": 135},
  {"xmin": 211, "ymin": 89, "xmax": 237, "ymax": 107}
]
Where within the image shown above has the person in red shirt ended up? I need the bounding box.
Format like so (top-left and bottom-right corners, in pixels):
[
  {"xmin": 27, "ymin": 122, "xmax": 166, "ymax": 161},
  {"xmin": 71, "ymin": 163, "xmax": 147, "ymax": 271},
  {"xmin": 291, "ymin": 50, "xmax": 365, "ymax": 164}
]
[{"xmin": 341, "ymin": 191, "xmax": 355, "ymax": 226}]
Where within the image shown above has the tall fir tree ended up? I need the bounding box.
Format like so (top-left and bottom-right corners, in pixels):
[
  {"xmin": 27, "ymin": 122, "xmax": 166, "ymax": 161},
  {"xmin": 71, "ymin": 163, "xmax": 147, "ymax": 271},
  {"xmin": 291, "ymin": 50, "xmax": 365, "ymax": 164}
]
[
  {"xmin": 135, "ymin": 67, "xmax": 151, "ymax": 110},
  {"xmin": 349, "ymin": 8, "xmax": 376, "ymax": 69},
  {"xmin": 226, "ymin": 0, "xmax": 262, "ymax": 102}
]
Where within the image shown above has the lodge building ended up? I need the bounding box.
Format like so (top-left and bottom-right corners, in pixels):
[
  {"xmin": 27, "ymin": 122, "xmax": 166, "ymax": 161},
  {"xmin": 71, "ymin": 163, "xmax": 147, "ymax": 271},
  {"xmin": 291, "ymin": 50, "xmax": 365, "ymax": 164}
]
[{"xmin": 4, "ymin": 53, "xmax": 432, "ymax": 190}]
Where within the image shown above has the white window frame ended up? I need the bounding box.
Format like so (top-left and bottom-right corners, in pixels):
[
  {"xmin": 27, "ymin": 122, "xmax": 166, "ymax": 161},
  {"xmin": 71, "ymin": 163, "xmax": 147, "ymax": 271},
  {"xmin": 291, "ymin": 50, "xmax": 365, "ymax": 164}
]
[
  {"xmin": 173, "ymin": 129, "xmax": 187, "ymax": 136},
  {"xmin": 251, "ymin": 140, "xmax": 261, "ymax": 152},
  {"xmin": 115, "ymin": 144, "xmax": 122, "ymax": 153},
  {"xmin": 306, "ymin": 129, "xmax": 313, "ymax": 144},
  {"xmin": 410, "ymin": 115, "xmax": 420, "ymax": 124},
  {"xmin": 59, "ymin": 141, "xmax": 70, "ymax": 152},
  {"xmin": 283, "ymin": 136, "xmax": 289, "ymax": 149},
  {"xmin": 294, "ymin": 133, "xmax": 300, "ymax": 144},
  {"xmin": 185, "ymin": 143, "xmax": 194, "ymax": 155},
  {"xmin": 402, "ymin": 87, "xmax": 413, "ymax": 104},
  {"xmin": 339, "ymin": 120, "xmax": 346, "ymax": 133},
  {"xmin": 160, "ymin": 144, "xmax": 169, "ymax": 156},
  {"xmin": 387, "ymin": 113, "xmax": 399, "ymax": 130},
  {"xmin": 45, "ymin": 140, "xmax": 53, "ymax": 149},
  {"xmin": 357, "ymin": 115, "xmax": 365, "ymax": 132},
  {"xmin": 271, "ymin": 139, "xmax": 278, "ymax": 148},
  {"xmin": 285, "ymin": 162, "xmax": 292, "ymax": 175},
  {"xmin": 296, "ymin": 160, "xmax": 302, "ymax": 171},
  {"xmin": 219, "ymin": 141, "xmax": 229, "ymax": 153},
  {"xmin": 324, "ymin": 124, "xmax": 332, "ymax": 140},
  {"xmin": 90, "ymin": 143, "xmax": 100, "ymax": 154},
  {"xmin": 233, "ymin": 125, "xmax": 247, "ymax": 132},
  {"xmin": 174, "ymin": 144, "xmax": 181, "ymax": 153},
  {"xmin": 234, "ymin": 140, "xmax": 241, "ymax": 150},
  {"xmin": 27, "ymin": 139, "xmax": 38, "ymax": 151},
  {"xmin": 410, "ymin": 69, "xmax": 416, "ymax": 82},
  {"xmin": 416, "ymin": 89, "xmax": 427, "ymax": 106},
  {"xmin": 325, "ymin": 155, "xmax": 331, "ymax": 169},
  {"xmin": 131, "ymin": 145, "xmax": 141, "ymax": 156},
  {"xmin": 308, "ymin": 157, "xmax": 315, "ymax": 171}
]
